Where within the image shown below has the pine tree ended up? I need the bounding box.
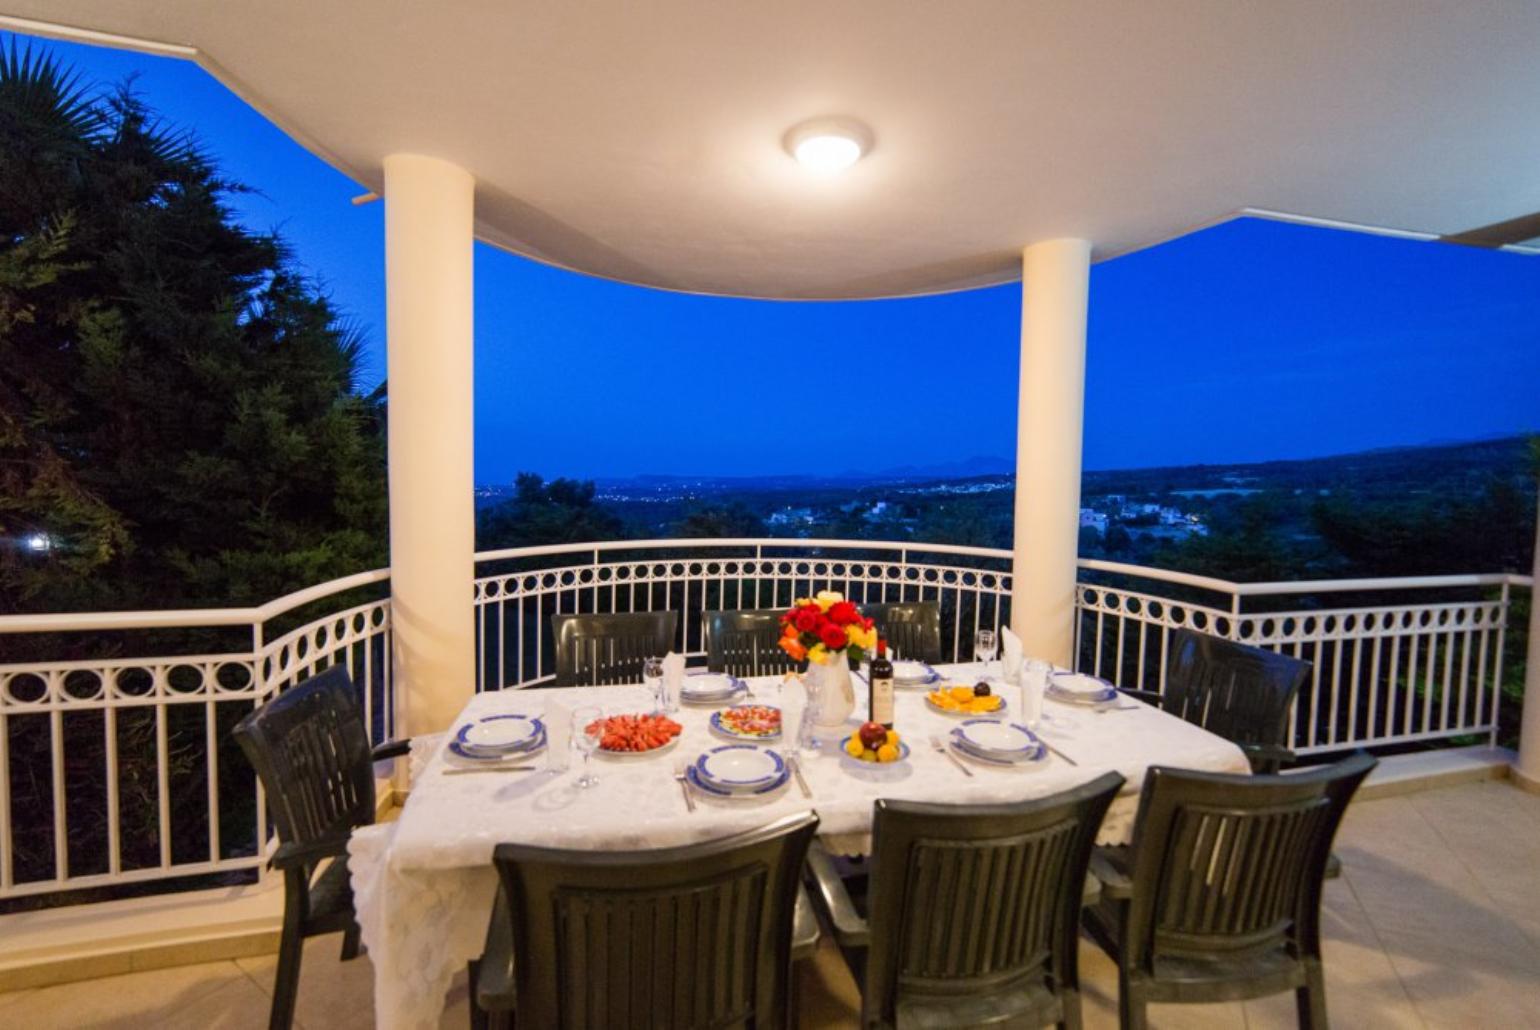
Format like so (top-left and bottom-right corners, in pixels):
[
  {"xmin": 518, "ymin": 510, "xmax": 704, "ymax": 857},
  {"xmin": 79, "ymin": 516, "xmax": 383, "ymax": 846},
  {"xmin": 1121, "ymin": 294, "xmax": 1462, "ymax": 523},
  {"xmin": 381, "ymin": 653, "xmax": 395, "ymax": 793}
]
[{"xmin": 0, "ymin": 44, "xmax": 386, "ymax": 615}]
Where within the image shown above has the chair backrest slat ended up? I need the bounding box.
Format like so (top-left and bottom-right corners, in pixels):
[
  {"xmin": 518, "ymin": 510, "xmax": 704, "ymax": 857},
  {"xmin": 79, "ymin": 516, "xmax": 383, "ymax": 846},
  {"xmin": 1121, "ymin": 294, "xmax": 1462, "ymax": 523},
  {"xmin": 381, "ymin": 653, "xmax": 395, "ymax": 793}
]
[
  {"xmin": 1163, "ymin": 629, "xmax": 1310, "ymax": 770},
  {"xmin": 1124, "ymin": 753, "xmax": 1374, "ymax": 971},
  {"xmin": 233, "ymin": 665, "xmax": 375, "ymax": 855},
  {"xmin": 861, "ymin": 601, "xmax": 943, "ymax": 663},
  {"xmin": 864, "ymin": 773, "xmax": 1123, "ymax": 1026},
  {"xmin": 552, "ymin": 611, "xmax": 678, "ymax": 686},
  {"xmin": 702, "ymin": 608, "xmax": 801, "ymax": 677},
  {"xmin": 492, "ymin": 812, "xmax": 818, "ymax": 1029}
]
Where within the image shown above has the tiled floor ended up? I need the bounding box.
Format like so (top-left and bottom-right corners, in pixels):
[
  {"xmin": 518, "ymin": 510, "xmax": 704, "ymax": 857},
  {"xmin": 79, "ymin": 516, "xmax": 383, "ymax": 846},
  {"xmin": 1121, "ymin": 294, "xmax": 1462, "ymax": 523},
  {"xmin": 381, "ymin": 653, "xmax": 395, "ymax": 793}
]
[{"xmin": 2, "ymin": 778, "xmax": 1537, "ymax": 1029}]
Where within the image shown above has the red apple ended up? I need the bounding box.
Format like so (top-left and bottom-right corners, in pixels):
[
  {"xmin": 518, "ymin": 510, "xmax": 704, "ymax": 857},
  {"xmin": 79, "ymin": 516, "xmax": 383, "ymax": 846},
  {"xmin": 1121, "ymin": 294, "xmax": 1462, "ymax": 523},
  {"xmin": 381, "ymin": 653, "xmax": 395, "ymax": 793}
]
[{"xmin": 858, "ymin": 721, "xmax": 888, "ymax": 750}]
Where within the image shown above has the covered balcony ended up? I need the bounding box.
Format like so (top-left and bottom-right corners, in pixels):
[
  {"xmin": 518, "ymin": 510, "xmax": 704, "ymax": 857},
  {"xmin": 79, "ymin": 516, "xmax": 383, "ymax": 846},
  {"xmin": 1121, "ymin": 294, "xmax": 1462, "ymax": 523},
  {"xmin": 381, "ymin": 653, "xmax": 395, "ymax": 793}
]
[{"xmin": 1, "ymin": 2, "xmax": 1539, "ymax": 1028}]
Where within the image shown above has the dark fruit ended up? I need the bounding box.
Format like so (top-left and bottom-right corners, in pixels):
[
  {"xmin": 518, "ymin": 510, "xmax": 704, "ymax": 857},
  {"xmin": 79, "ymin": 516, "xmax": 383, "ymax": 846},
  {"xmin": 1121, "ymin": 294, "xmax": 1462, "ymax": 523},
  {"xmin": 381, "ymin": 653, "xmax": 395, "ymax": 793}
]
[
  {"xmin": 858, "ymin": 720, "xmax": 888, "ymax": 750},
  {"xmin": 973, "ymin": 682, "xmax": 992, "ymax": 697}
]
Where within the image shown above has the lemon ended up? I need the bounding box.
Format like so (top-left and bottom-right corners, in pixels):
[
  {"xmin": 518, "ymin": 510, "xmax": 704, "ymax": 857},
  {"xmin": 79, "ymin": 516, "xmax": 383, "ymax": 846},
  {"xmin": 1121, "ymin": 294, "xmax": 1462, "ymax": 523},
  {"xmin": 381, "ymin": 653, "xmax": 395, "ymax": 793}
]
[
  {"xmin": 861, "ymin": 748, "xmax": 878, "ymax": 762},
  {"xmin": 885, "ymin": 730, "xmax": 900, "ymax": 747},
  {"xmin": 845, "ymin": 736, "xmax": 864, "ymax": 758},
  {"xmin": 876, "ymin": 743, "xmax": 899, "ymax": 763}
]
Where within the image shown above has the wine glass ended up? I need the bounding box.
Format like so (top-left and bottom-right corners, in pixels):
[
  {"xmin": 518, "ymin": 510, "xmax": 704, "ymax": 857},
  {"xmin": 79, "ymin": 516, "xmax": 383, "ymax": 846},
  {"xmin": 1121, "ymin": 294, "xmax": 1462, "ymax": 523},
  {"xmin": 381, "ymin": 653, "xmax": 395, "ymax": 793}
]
[
  {"xmin": 642, "ymin": 656, "xmax": 665, "ymax": 712},
  {"xmin": 974, "ymin": 629, "xmax": 998, "ymax": 678},
  {"xmin": 572, "ymin": 704, "xmax": 603, "ymax": 788}
]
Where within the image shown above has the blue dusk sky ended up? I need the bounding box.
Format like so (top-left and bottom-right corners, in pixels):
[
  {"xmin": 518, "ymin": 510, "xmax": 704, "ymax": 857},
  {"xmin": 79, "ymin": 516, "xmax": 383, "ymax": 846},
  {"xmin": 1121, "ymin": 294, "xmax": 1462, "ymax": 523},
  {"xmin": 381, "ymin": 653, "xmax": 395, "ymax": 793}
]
[{"xmin": 15, "ymin": 32, "xmax": 1540, "ymax": 483}]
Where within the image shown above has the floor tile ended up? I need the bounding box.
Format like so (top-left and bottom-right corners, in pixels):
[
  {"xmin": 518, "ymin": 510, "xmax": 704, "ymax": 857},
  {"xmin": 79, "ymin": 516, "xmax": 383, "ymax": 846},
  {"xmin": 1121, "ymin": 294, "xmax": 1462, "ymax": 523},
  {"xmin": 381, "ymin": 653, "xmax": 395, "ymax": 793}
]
[
  {"xmin": 236, "ymin": 932, "xmax": 376, "ymax": 1030},
  {"xmin": 0, "ymin": 960, "xmax": 249, "ymax": 1029}
]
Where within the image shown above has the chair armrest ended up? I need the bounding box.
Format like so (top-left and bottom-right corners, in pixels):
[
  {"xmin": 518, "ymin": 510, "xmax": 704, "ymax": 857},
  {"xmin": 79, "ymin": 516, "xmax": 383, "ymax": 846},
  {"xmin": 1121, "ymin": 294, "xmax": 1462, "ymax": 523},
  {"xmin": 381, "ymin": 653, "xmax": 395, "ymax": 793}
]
[
  {"xmin": 1116, "ymin": 688, "xmax": 1164, "ymax": 706},
  {"xmin": 370, "ymin": 738, "xmax": 412, "ymax": 762},
  {"xmin": 271, "ymin": 829, "xmax": 353, "ymax": 871},
  {"xmin": 805, "ymin": 840, "xmax": 869, "ymax": 948},
  {"xmin": 1088, "ymin": 845, "xmax": 1135, "ymax": 901},
  {"xmin": 1240, "ymin": 742, "xmax": 1296, "ymax": 773},
  {"xmin": 475, "ymin": 886, "xmax": 517, "ymax": 1014}
]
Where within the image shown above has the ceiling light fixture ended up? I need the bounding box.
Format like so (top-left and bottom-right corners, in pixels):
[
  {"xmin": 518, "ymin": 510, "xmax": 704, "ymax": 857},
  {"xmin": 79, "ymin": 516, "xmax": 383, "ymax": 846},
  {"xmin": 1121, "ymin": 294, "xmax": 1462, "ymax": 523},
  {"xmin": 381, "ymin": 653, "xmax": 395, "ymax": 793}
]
[{"xmin": 784, "ymin": 117, "xmax": 873, "ymax": 173}]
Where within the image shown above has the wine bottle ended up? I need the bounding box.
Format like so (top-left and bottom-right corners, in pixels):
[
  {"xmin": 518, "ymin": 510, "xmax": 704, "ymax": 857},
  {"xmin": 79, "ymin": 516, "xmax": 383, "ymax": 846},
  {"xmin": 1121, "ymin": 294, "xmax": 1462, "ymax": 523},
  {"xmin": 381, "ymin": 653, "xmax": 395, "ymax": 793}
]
[{"xmin": 869, "ymin": 637, "xmax": 895, "ymax": 729}]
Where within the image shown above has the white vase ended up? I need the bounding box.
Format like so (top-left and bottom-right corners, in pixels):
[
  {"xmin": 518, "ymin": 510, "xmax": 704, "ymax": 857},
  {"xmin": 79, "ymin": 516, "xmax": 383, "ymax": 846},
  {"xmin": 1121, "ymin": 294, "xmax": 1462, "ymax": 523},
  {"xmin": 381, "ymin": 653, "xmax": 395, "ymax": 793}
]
[{"xmin": 809, "ymin": 656, "xmax": 856, "ymax": 728}]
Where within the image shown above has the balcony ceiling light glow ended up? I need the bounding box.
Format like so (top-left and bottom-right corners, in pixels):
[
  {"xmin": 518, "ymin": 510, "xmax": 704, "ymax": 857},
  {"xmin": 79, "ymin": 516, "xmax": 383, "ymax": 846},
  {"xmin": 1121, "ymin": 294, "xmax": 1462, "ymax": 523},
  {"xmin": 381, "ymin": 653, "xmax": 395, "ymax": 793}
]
[{"xmin": 784, "ymin": 117, "xmax": 872, "ymax": 174}]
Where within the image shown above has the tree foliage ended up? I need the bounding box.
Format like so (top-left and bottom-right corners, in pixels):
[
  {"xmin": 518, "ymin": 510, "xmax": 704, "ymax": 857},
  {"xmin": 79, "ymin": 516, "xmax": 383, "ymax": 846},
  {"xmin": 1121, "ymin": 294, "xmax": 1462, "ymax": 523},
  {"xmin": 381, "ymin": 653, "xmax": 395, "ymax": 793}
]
[
  {"xmin": 476, "ymin": 472, "xmax": 625, "ymax": 549},
  {"xmin": 0, "ymin": 45, "xmax": 386, "ymax": 614}
]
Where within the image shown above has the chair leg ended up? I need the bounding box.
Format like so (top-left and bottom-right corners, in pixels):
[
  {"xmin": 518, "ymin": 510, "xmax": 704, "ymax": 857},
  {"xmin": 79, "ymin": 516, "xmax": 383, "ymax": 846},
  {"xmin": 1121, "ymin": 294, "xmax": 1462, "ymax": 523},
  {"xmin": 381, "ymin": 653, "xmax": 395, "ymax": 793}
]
[
  {"xmin": 1058, "ymin": 988, "xmax": 1083, "ymax": 1030},
  {"xmin": 269, "ymin": 922, "xmax": 305, "ymax": 1030},
  {"xmin": 340, "ymin": 922, "xmax": 362, "ymax": 962},
  {"xmin": 467, "ymin": 960, "xmax": 488, "ymax": 1030},
  {"xmin": 1297, "ymin": 960, "xmax": 1329, "ymax": 1030},
  {"xmin": 1117, "ymin": 973, "xmax": 1147, "ymax": 1030}
]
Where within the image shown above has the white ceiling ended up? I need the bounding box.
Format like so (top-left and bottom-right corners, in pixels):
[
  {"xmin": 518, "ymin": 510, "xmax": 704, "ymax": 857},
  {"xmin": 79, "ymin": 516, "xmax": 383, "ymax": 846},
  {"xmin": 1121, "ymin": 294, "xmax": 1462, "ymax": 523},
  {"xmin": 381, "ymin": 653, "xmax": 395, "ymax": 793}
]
[{"xmin": 7, "ymin": 1, "xmax": 1540, "ymax": 299}]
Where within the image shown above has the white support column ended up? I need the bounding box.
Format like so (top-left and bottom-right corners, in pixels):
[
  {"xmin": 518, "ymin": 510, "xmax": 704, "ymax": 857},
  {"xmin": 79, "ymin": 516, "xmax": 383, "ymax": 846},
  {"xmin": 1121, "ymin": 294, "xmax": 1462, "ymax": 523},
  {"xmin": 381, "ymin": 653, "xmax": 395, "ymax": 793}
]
[
  {"xmin": 1515, "ymin": 487, "xmax": 1540, "ymax": 792},
  {"xmin": 384, "ymin": 153, "xmax": 476, "ymax": 736},
  {"xmin": 1010, "ymin": 238, "xmax": 1092, "ymax": 667}
]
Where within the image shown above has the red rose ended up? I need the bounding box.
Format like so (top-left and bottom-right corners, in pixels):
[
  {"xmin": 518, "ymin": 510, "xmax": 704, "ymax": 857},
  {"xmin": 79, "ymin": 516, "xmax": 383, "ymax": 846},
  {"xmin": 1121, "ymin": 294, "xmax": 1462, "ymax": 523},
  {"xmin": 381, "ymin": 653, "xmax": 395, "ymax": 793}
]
[
  {"xmin": 819, "ymin": 623, "xmax": 847, "ymax": 649},
  {"xmin": 827, "ymin": 600, "xmax": 860, "ymax": 626},
  {"xmin": 794, "ymin": 608, "xmax": 820, "ymax": 633}
]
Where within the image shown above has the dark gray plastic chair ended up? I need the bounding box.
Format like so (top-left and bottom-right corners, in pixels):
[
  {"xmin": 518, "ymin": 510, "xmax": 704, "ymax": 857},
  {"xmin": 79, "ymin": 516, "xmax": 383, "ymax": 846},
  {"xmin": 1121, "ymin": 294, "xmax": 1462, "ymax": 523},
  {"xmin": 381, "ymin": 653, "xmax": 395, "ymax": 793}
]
[
  {"xmin": 703, "ymin": 607, "xmax": 801, "ymax": 677},
  {"xmin": 1083, "ymin": 752, "xmax": 1376, "ymax": 1030},
  {"xmin": 1124, "ymin": 629, "xmax": 1309, "ymax": 774},
  {"xmin": 471, "ymin": 811, "xmax": 820, "ymax": 1029},
  {"xmin": 807, "ymin": 773, "xmax": 1125, "ymax": 1029},
  {"xmin": 551, "ymin": 610, "xmax": 678, "ymax": 686},
  {"xmin": 861, "ymin": 601, "xmax": 942, "ymax": 663},
  {"xmin": 232, "ymin": 665, "xmax": 408, "ymax": 1030}
]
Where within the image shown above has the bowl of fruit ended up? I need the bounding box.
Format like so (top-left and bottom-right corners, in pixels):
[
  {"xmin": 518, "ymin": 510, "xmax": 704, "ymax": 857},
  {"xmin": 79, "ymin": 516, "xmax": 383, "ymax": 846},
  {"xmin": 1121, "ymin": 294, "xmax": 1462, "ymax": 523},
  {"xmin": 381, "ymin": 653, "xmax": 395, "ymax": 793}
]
[
  {"xmin": 925, "ymin": 682, "xmax": 1006, "ymax": 716},
  {"xmin": 840, "ymin": 721, "xmax": 911, "ymax": 776}
]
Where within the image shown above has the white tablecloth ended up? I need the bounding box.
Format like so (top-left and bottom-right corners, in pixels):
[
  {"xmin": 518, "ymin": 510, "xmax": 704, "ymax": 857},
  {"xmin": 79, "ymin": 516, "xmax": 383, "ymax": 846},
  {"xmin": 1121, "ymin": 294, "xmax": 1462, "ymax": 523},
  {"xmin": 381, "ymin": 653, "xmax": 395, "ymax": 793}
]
[{"xmin": 349, "ymin": 664, "xmax": 1248, "ymax": 1030}]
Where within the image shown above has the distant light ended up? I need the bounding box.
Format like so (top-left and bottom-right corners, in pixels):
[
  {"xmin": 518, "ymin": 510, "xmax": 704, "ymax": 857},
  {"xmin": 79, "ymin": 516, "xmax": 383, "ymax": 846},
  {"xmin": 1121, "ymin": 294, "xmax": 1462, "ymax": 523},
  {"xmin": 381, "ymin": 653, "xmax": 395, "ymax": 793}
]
[
  {"xmin": 784, "ymin": 117, "xmax": 873, "ymax": 174},
  {"xmin": 26, "ymin": 533, "xmax": 51, "ymax": 553}
]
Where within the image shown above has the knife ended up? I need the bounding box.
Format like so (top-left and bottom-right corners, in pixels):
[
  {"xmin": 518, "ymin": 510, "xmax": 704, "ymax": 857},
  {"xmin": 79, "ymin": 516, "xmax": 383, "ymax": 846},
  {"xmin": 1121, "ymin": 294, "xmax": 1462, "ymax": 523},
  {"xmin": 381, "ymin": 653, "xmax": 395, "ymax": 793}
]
[{"xmin": 788, "ymin": 756, "xmax": 812, "ymax": 798}]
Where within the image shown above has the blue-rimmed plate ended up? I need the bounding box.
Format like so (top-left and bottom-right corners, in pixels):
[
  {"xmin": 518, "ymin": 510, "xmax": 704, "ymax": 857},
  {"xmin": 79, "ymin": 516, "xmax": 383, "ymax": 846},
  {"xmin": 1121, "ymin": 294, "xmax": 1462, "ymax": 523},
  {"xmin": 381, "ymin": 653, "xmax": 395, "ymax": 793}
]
[
  {"xmin": 951, "ymin": 720, "xmax": 1045, "ymax": 762},
  {"xmin": 709, "ymin": 705, "xmax": 782, "ymax": 741},
  {"xmin": 948, "ymin": 740, "xmax": 1045, "ymax": 770},
  {"xmin": 447, "ymin": 738, "xmax": 546, "ymax": 763},
  {"xmin": 1047, "ymin": 672, "xmax": 1118, "ymax": 706},
  {"xmin": 685, "ymin": 763, "xmax": 790, "ymax": 799},
  {"xmin": 681, "ymin": 672, "xmax": 747, "ymax": 704},
  {"xmin": 455, "ymin": 714, "xmax": 544, "ymax": 753},
  {"xmin": 891, "ymin": 660, "xmax": 941, "ymax": 686},
  {"xmin": 694, "ymin": 745, "xmax": 785, "ymax": 790}
]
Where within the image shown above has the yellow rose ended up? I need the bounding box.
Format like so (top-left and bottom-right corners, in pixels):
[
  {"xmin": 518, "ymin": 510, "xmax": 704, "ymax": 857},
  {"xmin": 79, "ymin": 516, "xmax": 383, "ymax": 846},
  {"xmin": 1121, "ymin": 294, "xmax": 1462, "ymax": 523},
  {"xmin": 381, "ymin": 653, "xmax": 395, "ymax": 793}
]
[
  {"xmin": 807, "ymin": 643, "xmax": 830, "ymax": 665},
  {"xmin": 814, "ymin": 589, "xmax": 843, "ymax": 611}
]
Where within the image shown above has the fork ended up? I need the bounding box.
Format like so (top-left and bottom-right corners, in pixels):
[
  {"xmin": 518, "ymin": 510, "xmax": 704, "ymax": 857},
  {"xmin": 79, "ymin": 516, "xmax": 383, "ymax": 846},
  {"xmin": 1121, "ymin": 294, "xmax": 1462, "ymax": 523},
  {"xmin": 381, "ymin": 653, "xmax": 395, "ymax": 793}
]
[
  {"xmin": 672, "ymin": 757, "xmax": 697, "ymax": 812},
  {"xmin": 929, "ymin": 733, "xmax": 974, "ymax": 777}
]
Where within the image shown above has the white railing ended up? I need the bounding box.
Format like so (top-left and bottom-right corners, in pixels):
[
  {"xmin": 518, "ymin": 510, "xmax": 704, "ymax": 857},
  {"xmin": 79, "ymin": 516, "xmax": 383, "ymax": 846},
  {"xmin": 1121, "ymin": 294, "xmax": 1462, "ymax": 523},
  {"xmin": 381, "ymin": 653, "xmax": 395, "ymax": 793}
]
[{"xmin": 0, "ymin": 537, "xmax": 1529, "ymax": 903}]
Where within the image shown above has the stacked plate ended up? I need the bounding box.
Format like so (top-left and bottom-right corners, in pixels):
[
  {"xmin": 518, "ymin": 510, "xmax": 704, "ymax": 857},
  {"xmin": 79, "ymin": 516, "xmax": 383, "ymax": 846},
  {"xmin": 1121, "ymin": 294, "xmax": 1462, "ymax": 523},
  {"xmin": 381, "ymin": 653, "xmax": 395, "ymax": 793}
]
[
  {"xmin": 949, "ymin": 719, "xmax": 1046, "ymax": 768},
  {"xmin": 891, "ymin": 659, "xmax": 941, "ymax": 687},
  {"xmin": 680, "ymin": 671, "xmax": 747, "ymax": 705},
  {"xmin": 685, "ymin": 744, "xmax": 790, "ymax": 800},
  {"xmin": 449, "ymin": 713, "xmax": 546, "ymax": 762},
  {"xmin": 1046, "ymin": 672, "xmax": 1118, "ymax": 707}
]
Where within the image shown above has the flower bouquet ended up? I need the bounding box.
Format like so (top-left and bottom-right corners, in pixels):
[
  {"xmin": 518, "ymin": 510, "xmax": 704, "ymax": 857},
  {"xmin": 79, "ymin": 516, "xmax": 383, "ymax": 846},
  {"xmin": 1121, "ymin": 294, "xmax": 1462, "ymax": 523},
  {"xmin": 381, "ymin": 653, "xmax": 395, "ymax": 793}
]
[{"xmin": 779, "ymin": 591, "xmax": 876, "ymax": 727}]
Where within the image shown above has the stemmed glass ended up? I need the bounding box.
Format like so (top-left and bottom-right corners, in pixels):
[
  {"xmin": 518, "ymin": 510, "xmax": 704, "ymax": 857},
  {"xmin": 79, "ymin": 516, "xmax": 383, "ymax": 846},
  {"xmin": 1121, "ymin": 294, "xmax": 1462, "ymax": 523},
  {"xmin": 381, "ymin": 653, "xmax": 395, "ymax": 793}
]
[
  {"xmin": 642, "ymin": 656, "xmax": 665, "ymax": 712},
  {"xmin": 572, "ymin": 704, "xmax": 603, "ymax": 788},
  {"xmin": 974, "ymin": 629, "xmax": 998, "ymax": 678}
]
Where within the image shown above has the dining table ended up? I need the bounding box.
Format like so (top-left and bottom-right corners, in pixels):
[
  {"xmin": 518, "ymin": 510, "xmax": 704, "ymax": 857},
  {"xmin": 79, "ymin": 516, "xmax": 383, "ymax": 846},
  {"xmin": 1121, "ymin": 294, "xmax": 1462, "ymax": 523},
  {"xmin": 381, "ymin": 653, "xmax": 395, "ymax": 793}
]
[{"xmin": 346, "ymin": 662, "xmax": 1250, "ymax": 1030}]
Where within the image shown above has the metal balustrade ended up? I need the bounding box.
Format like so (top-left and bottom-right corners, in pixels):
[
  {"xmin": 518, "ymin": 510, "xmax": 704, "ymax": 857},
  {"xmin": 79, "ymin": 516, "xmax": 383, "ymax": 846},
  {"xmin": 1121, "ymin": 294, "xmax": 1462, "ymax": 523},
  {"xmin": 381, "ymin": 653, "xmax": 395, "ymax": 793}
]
[{"xmin": 0, "ymin": 538, "xmax": 1529, "ymax": 903}]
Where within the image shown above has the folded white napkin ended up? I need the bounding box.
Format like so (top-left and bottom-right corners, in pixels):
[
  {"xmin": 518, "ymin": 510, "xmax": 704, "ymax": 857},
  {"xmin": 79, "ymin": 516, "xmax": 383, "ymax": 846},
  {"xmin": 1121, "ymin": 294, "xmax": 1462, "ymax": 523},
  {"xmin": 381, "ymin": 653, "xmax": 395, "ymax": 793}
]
[
  {"xmin": 663, "ymin": 651, "xmax": 685, "ymax": 693},
  {"xmin": 1001, "ymin": 625, "xmax": 1024, "ymax": 681},
  {"xmin": 543, "ymin": 703, "xmax": 571, "ymax": 771}
]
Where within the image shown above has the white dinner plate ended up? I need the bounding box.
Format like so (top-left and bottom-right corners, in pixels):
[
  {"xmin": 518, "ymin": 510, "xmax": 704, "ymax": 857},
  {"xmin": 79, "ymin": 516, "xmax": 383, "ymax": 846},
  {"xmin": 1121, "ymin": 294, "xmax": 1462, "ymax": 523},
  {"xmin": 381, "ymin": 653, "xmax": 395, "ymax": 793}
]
[
  {"xmin": 685, "ymin": 763, "xmax": 790, "ymax": 800},
  {"xmin": 456, "ymin": 714, "xmax": 542, "ymax": 752},
  {"xmin": 1047, "ymin": 672, "xmax": 1118, "ymax": 705},
  {"xmin": 952, "ymin": 719, "xmax": 1040, "ymax": 758},
  {"xmin": 596, "ymin": 734, "xmax": 680, "ymax": 759},
  {"xmin": 891, "ymin": 660, "xmax": 940, "ymax": 685},
  {"xmin": 694, "ymin": 745, "xmax": 785, "ymax": 789}
]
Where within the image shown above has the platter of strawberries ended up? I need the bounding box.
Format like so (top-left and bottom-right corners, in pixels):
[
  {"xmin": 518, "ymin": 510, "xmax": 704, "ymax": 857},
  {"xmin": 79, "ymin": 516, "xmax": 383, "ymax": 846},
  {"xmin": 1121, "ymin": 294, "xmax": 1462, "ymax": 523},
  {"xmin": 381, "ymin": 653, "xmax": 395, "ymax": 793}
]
[{"xmin": 591, "ymin": 712, "xmax": 684, "ymax": 757}]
